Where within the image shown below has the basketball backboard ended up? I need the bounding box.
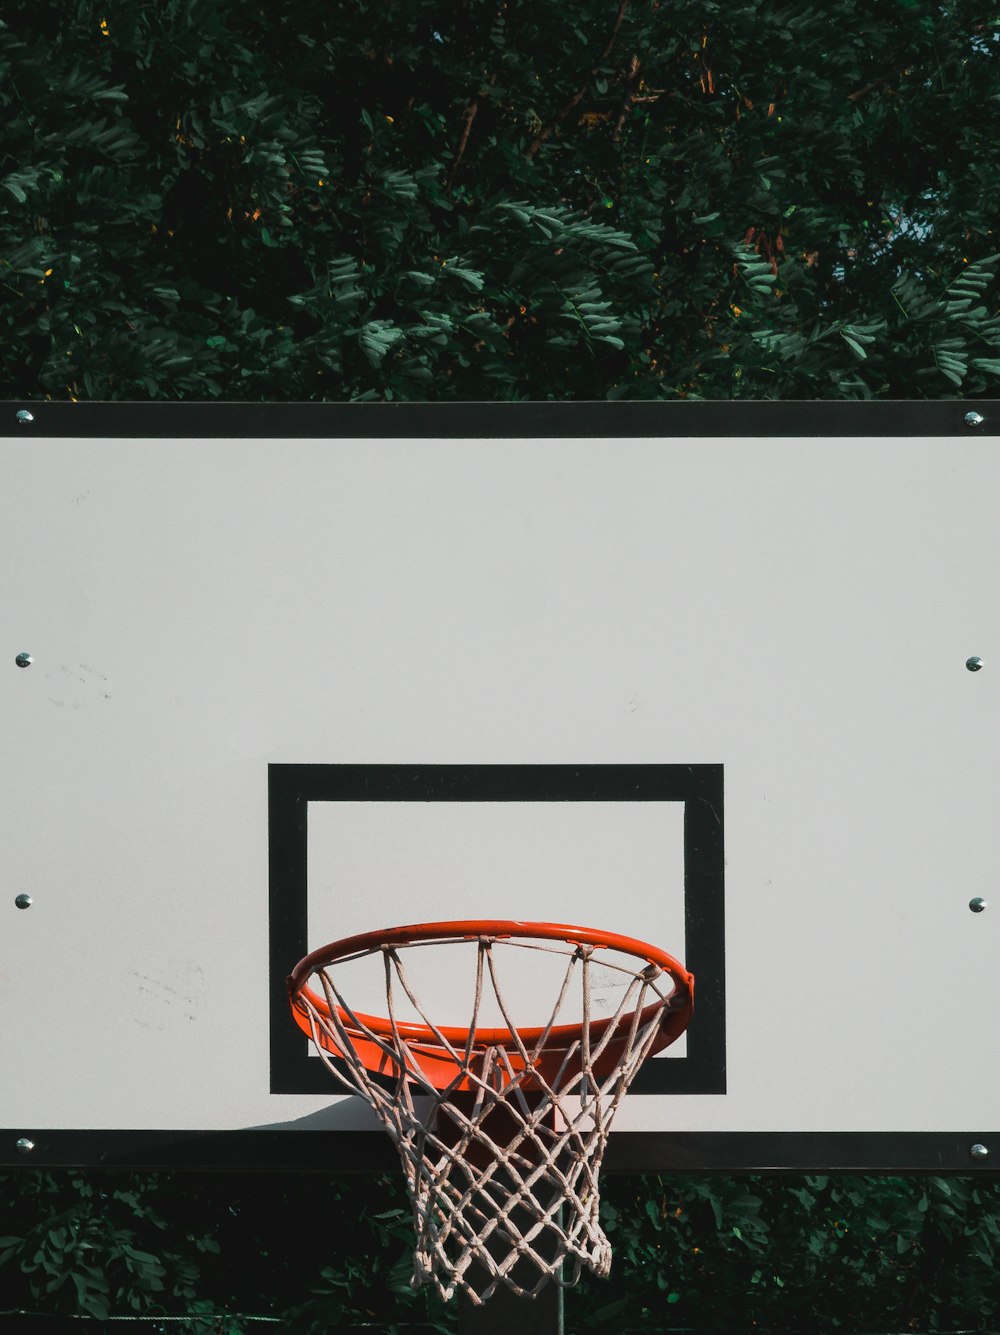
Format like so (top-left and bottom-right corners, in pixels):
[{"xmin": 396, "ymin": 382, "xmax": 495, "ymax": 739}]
[{"xmin": 1, "ymin": 400, "xmax": 997, "ymax": 1172}]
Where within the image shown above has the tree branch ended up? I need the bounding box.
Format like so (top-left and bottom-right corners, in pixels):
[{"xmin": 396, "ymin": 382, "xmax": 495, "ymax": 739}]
[
  {"xmin": 526, "ymin": 0, "xmax": 631, "ymax": 160},
  {"xmin": 447, "ymin": 73, "xmax": 497, "ymax": 192},
  {"xmin": 612, "ymin": 53, "xmax": 641, "ymax": 142}
]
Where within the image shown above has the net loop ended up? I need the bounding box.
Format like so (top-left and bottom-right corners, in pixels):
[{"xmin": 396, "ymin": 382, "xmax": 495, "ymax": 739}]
[{"xmin": 289, "ymin": 922, "xmax": 693, "ymax": 1304}]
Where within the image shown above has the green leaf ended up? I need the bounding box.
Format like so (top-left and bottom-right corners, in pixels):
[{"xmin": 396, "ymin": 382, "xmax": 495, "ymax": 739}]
[
  {"xmin": 441, "ymin": 262, "xmax": 485, "ymax": 291},
  {"xmin": 359, "ymin": 320, "xmax": 405, "ymax": 367}
]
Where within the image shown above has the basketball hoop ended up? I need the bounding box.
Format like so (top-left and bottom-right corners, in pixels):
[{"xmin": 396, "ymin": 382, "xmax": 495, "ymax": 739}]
[{"xmin": 288, "ymin": 921, "xmax": 693, "ymax": 1304}]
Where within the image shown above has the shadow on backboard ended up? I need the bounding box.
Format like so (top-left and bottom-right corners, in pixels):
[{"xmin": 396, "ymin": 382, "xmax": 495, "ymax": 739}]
[{"xmin": 250, "ymin": 1097, "xmax": 422, "ymax": 1134}]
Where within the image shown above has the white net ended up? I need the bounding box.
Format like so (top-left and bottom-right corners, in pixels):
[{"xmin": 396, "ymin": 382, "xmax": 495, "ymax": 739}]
[{"xmin": 293, "ymin": 931, "xmax": 690, "ymax": 1304}]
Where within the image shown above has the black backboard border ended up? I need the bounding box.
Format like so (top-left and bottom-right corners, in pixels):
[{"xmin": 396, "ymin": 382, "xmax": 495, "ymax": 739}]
[{"xmin": 269, "ymin": 763, "xmax": 726, "ymax": 1098}]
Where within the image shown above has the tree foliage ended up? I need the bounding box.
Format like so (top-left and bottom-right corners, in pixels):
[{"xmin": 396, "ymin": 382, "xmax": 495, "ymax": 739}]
[
  {"xmin": 578, "ymin": 1173, "xmax": 1000, "ymax": 1332},
  {"xmin": 3, "ymin": 1170, "xmax": 1000, "ymax": 1330},
  {"xmin": 1, "ymin": 0, "xmax": 999, "ymax": 400}
]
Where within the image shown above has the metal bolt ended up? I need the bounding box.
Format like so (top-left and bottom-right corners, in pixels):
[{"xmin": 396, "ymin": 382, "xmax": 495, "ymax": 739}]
[
  {"xmin": 966, "ymin": 656, "xmax": 984, "ymax": 672},
  {"xmin": 971, "ymin": 1143, "xmax": 990, "ymax": 1160},
  {"xmin": 964, "ymin": 410, "xmax": 985, "ymax": 430},
  {"xmin": 15, "ymin": 1138, "xmax": 35, "ymax": 1155},
  {"xmin": 969, "ymin": 897, "xmax": 988, "ymax": 913},
  {"xmin": 14, "ymin": 652, "xmax": 33, "ymax": 668},
  {"xmin": 15, "ymin": 409, "xmax": 34, "ymax": 425},
  {"xmin": 14, "ymin": 894, "xmax": 32, "ymax": 910}
]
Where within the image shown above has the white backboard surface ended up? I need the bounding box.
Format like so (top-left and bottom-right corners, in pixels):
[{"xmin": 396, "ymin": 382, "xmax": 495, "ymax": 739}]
[{"xmin": 2, "ymin": 409, "xmax": 998, "ymax": 1172}]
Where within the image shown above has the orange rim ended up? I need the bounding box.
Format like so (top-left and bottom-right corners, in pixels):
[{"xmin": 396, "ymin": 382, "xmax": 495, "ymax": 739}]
[{"xmin": 288, "ymin": 919, "xmax": 694, "ymax": 1052}]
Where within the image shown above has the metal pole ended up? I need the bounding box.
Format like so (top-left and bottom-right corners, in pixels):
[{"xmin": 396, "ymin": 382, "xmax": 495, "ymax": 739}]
[
  {"xmin": 457, "ymin": 1275, "xmax": 564, "ymax": 1335},
  {"xmin": 456, "ymin": 1203, "xmax": 564, "ymax": 1335}
]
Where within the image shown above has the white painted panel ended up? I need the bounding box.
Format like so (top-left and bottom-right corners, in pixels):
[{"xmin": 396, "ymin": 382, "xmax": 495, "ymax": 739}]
[{"xmin": 0, "ymin": 435, "xmax": 996, "ymax": 1141}]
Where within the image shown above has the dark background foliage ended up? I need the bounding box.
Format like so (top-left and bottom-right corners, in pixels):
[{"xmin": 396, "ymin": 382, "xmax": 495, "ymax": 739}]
[
  {"xmin": 3, "ymin": 1169, "xmax": 1000, "ymax": 1331},
  {"xmin": 1, "ymin": 0, "xmax": 999, "ymax": 400}
]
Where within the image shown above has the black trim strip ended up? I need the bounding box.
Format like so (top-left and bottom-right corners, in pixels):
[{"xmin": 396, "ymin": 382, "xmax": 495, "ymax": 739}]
[
  {"xmin": 1, "ymin": 1130, "xmax": 997, "ymax": 1175},
  {"xmin": 269, "ymin": 764, "xmax": 726, "ymax": 1097},
  {"xmin": 1, "ymin": 399, "xmax": 995, "ymax": 438}
]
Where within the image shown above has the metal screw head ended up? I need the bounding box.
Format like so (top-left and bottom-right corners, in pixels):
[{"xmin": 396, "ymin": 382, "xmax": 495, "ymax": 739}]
[
  {"xmin": 14, "ymin": 894, "xmax": 32, "ymax": 910},
  {"xmin": 15, "ymin": 651, "xmax": 33, "ymax": 668},
  {"xmin": 15, "ymin": 409, "xmax": 34, "ymax": 425},
  {"xmin": 969, "ymin": 897, "xmax": 988, "ymax": 913},
  {"xmin": 15, "ymin": 1138, "xmax": 35, "ymax": 1155},
  {"xmin": 971, "ymin": 1143, "xmax": 990, "ymax": 1160},
  {"xmin": 964, "ymin": 410, "xmax": 985, "ymax": 430},
  {"xmin": 966, "ymin": 656, "xmax": 984, "ymax": 672}
]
